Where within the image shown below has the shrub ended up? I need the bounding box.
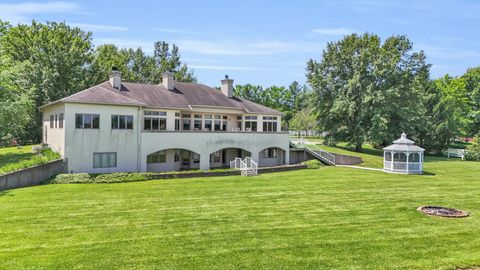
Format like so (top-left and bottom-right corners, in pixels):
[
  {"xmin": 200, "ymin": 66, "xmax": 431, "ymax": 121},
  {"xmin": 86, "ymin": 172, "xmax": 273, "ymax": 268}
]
[
  {"xmin": 94, "ymin": 173, "xmax": 153, "ymax": 183},
  {"xmin": 303, "ymin": 159, "xmax": 322, "ymax": 169},
  {"xmin": 50, "ymin": 173, "xmax": 92, "ymax": 184},
  {"xmin": 465, "ymin": 134, "xmax": 480, "ymax": 161}
]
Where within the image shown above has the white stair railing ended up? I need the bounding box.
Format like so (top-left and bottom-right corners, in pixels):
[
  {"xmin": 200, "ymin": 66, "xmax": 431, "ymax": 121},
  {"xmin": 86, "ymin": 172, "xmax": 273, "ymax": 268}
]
[
  {"xmin": 231, "ymin": 157, "xmax": 257, "ymax": 176},
  {"xmin": 230, "ymin": 157, "xmax": 243, "ymax": 169}
]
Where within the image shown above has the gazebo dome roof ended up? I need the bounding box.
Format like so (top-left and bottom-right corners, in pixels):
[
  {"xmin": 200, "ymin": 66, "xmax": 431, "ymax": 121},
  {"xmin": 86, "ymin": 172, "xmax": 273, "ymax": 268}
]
[{"xmin": 383, "ymin": 132, "xmax": 425, "ymax": 152}]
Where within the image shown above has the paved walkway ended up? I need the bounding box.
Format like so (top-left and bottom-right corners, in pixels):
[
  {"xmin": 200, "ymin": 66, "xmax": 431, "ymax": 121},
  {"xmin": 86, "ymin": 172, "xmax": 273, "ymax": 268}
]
[{"xmin": 336, "ymin": 165, "xmax": 384, "ymax": 171}]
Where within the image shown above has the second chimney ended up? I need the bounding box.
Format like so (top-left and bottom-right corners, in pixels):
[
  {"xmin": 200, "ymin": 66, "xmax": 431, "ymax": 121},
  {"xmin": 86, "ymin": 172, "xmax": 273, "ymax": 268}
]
[
  {"xmin": 221, "ymin": 74, "xmax": 233, "ymax": 98},
  {"xmin": 109, "ymin": 68, "xmax": 122, "ymax": 90},
  {"xmin": 162, "ymin": 71, "xmax": 175, "ymax": 90}
]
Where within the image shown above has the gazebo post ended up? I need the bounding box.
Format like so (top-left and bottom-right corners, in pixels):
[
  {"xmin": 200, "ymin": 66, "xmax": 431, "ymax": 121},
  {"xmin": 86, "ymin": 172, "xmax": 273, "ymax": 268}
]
[
  {"xmin": 383, "ymin": 151, "xmax": 386, "ymax": 170},
  {"xmin": 390, "ymin": 151, "xmax": 394, "ymax": 172},
  {"xmin": 420, "ymin": 152, "xmax": 423, "ymax": 172},
  {"xmin": 406, "ymin": 151, "xmax": 409, "ymax": 174}
]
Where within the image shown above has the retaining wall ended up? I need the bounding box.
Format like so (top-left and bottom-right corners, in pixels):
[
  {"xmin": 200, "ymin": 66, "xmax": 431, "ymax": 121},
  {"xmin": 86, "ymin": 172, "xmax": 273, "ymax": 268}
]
[
  {"xmin": 0, "ymin": 159, "xmax": 67, "ymax": 190},
  {"xmin": 333, "ymin": 153, "xmax": 362, "ymax": 165}
]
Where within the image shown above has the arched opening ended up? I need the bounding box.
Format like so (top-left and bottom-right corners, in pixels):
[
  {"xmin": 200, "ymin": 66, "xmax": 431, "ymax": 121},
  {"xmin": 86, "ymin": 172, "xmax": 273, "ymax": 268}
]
[
  {"xmin": 258, "ymin": 147, "xmax": 286, "ymax": 167},
  {"xmin": 393, "ymin": 152, "xmax": 407, "ymax": 162},
  {"xmin": 209, "ymin": 148, "xmax": 251, "ymax": 169},
  {"xmin": 146, "ymin": 148, "xmax": 200, "ymax": 172},
  {"xmin": 409, "ymin": 153, "xmax": 420, "ymax": 162},
  {"xmin": 385, "ymin": 152, "xmax": 392, "ymax": 161}
]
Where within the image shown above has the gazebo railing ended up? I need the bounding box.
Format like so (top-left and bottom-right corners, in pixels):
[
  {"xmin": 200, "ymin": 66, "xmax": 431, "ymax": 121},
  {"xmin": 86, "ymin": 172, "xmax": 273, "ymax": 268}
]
[{"xmin": 384, "ymin": 161, "xmax": 422, "ymax": 172}]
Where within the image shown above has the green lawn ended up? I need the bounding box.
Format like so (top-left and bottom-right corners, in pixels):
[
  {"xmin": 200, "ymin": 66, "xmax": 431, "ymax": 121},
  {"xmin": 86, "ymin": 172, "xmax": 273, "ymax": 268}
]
[
  {"xmin": 0, "ymin": 145, "xmax": 37, "ymax": 174},
  {"xmin": 0, "ymin": 145, "xmax": 61, "ymax": 174},
  {"xmin": 1, "ymin": 157, "xmax": 480, "ymax": 269}
]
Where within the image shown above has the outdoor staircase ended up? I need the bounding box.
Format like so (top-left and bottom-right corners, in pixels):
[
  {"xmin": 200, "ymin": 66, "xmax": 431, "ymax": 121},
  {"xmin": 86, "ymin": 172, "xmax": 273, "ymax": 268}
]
[
  {"xmin": 290, "ymin": 141, "xmax": 336, "ymax": 166},
  {"xmin": 305, "ymin": 148, "xmax": 336, "ymax": 165},
  {"xmin": 230, "ymin": 157, "xmax": 258, "ymax": 176}
]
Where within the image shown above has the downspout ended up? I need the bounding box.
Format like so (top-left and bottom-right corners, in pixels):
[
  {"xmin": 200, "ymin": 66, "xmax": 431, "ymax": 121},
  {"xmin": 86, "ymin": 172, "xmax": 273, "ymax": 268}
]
[{"xmin": 137, "ymin": 106, "xmax": 142, "ymax": 172}]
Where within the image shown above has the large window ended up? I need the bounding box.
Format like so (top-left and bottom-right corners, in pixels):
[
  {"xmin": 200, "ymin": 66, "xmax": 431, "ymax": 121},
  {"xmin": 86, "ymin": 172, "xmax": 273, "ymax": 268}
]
[
  {"xmin": 193, "ymin": 114, "xmax": 202, "ymax": 130},
  {"xmin": 59, "ymin": 113, "xmax": 64, "ymax": 129},
  {"xmin": 50, "ymin": 115, "xmax": 54, "ymax": 128},
  {"xmin": 112, "ymin": 115, "xmax": 133, "ymax": 130},
  {"xmin": 76, "ymin": 114, "xmax": 100, "ymax": 129},
  {"xmin": 93, "ymin": 152, "xmax": 116, "ymax": 168},
  {"xmin": 144, "ymin": 111, "xmax": 166, "ymax": 131},
  {"xmin": 245, "ymin": 116, "xmax": 257, "ymax": 131},
  {"xmin": 262, "ymin": 116, "xmax": 278, "ymax": 132},
  {"xmin": 147, "ymin": 150, "xmax": 166, "ymax": 163},
  {"xmin": 262, "ymin": 148, "xmax": 277, "ymax": 158}
]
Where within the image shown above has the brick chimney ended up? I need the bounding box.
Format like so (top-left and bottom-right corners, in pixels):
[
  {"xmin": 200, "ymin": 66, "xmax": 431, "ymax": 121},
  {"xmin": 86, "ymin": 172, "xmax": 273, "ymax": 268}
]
[
  {"xmin": 221, "ymin": 74, "xmax": 233, "ymax": 98},
  {"xmin": 109, "ymin": 67, "xmax": 122, "ymax": 90},
  {"xmin": 162, "ymin": 71, "xmax": 175, "ymax": 90}
]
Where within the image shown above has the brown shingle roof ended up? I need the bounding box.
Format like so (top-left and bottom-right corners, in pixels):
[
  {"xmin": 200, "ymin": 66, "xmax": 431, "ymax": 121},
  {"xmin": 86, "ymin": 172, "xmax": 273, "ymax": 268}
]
[{"xmin": 41, "ymin": 81, "xmax": 283, "ymax": 115}]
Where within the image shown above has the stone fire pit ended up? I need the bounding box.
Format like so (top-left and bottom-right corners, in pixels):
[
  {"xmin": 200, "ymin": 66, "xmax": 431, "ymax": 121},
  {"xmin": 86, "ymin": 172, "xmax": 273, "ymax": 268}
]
[{"xmin": 417, "ymin": 206, "xmax": 469, "ymax": 218}]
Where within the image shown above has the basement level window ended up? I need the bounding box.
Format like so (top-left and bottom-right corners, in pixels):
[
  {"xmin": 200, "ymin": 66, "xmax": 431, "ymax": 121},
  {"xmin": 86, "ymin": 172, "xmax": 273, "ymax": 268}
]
[{"xmin": 93, "ymin": 152, "xmax": 116, "ymax": 168}]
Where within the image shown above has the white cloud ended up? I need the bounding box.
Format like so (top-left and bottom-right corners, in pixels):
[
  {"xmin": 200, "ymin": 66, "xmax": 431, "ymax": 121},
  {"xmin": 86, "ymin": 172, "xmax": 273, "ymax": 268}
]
[
  {"xmin": 0, "ymin": 1, "xmax": 81, "ymax": 24},
  {"xmin": 311, "ymin": 27, "xmax": 356, "ymax": 36},
  {"xmin": 70, "ymin": 23, "xmax": 128, "ymax": 32},
  {"xmin": 177, "ymin": 39, "xmax": 320, "ymax": 55},
  {"xmin": 189, "ymin": 65, "xmax": 264, "ymax": 71}
]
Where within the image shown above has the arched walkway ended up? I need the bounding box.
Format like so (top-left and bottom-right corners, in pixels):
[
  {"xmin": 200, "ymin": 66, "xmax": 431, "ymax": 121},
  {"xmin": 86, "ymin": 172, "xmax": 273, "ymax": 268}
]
[
  {"xmin": 208, "ymin": 147, "xmax": 252, "ymax": 169},
  {"xmin": 257, "ymin": 147, "xmax": 287, "ymax": 167},
  {"xmin": 146, "ymin": 148, "xmax": 200, "ymax": 172}
]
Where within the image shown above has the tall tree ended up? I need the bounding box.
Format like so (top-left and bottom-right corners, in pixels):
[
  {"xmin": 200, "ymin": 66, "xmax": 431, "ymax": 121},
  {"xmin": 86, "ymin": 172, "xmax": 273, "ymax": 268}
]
[
  {"xmin": 0, "ymin": 20, "xmax": 93, "ymax": 141},
  {"xmin": 462, "ymin": 67, "xmax": 480, "ymax": 136},
  {"xmin": 0, "ymin": 57, "xmax": 34, "ymax": 144},
  {"xmin": 307, "ymin": 33, "xmax": 430, "ymax": 152},
  {"xmin": 153, "ymin": 41, "xmax": 196, "ymax": 83},
  {"xmin": 289, "ymin": 109, "xmax": 317, "ymax": 135}
]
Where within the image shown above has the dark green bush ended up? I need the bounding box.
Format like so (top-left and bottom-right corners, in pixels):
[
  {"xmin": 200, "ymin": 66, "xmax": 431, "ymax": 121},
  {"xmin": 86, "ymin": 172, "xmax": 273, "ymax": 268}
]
[{"xmin": 303, "ymin": 159, "xmax": 322, "ymax": 169}]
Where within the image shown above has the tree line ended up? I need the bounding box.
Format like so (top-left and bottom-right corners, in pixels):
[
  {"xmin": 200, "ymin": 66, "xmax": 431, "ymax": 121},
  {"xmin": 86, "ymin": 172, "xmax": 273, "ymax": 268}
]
[
  {"xmin": 0, "ymin": 20, "xmax": 196, "ymax": 145},
  {"xmin": 305, "ymin": 33, "xmax": 479, "ymax": 153},
  {"xmin": 1, "ymin": 20, "xmax": 479, "ymax": 155}
]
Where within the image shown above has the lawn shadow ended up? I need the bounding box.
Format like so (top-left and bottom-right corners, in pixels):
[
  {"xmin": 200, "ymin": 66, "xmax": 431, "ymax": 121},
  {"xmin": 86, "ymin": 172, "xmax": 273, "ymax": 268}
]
[
  {"xmin": 331, "ymin": 145, "xmax": 384, "ymax": 157},
  {"xmin": 0, "ymin": 189, "xmax": 12, "ymax": 197},
  {"xmin": 0, "ymin": 152, "xmax": 36, "ymax": 167},
  {"xmin": 421, "ymin": 171, "xmax": 436, "ymax": 176}
]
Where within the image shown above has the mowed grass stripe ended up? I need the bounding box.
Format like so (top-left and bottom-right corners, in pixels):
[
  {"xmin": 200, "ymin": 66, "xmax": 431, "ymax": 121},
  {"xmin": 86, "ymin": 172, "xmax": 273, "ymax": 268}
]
[{"xmin": 0, "ymin": 159, "xmax": 479, "ymax": 269}]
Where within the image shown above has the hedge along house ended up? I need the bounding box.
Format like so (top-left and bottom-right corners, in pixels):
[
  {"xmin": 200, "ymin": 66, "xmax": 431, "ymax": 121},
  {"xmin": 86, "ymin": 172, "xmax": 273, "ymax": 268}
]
[
  {"xmin": 39, "ymin": 70, "xmax": 289, "ymax": 173},
  {"xmin": 383, "ymin": 133, "xmax": 425, "ymax": 174}
]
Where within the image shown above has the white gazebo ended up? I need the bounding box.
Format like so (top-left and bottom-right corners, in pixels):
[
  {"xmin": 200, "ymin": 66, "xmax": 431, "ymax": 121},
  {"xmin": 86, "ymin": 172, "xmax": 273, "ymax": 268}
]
[{"xmin": 383, "ymin": 132, "xmax": 425, "ymax": 174}]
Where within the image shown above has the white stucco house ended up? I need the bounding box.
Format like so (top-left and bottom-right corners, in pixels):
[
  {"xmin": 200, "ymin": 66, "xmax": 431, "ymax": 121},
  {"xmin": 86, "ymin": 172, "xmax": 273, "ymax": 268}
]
[{"xmin": 40, "ymin": 70, "xmax": 289, "ymax": 173}]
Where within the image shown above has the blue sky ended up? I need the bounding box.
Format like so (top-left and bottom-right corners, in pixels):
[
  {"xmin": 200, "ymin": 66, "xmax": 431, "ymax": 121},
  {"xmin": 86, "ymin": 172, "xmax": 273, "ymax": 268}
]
[{"xmin": 1, "ymin": 0, "xmax": 480, "ymax": 87}]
